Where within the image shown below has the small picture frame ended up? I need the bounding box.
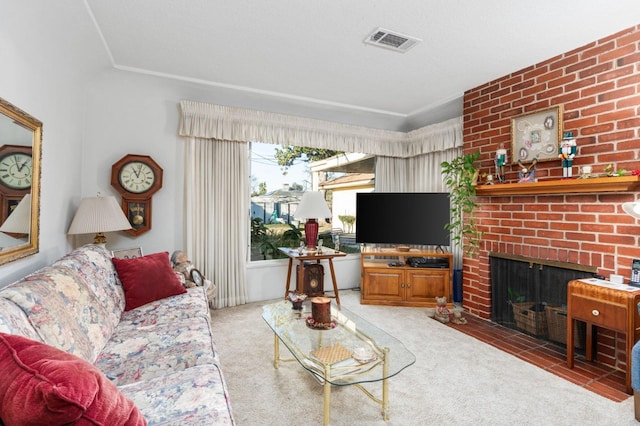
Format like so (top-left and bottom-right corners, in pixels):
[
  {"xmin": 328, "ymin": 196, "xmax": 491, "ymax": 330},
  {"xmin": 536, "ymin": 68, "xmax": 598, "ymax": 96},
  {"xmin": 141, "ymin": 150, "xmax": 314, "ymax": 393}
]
[
  {"xmin": 511, "ymin": 106, "xmax": 563, "ymax": 164},
  {"xmin": 111, "ymin": 247, "xmax": 143, "ymax": 259},
  {"xmin": 190, "ymin": 268, "xmax": 204, "ymax": 286}
]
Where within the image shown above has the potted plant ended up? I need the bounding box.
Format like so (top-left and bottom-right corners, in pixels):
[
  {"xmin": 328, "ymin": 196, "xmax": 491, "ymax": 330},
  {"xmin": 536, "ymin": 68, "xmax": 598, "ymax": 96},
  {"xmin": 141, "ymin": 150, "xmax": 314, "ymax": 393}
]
[{"xmin": 440, "ymin": 150, "xmax": 483, "ymax": 258}]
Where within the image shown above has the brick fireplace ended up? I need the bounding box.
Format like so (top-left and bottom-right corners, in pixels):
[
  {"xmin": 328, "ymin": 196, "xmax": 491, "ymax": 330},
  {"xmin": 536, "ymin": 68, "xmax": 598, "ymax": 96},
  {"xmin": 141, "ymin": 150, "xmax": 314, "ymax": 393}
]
[{"xmin": 461, "ymin": 24, "xmax": 640, "ymax": 370}]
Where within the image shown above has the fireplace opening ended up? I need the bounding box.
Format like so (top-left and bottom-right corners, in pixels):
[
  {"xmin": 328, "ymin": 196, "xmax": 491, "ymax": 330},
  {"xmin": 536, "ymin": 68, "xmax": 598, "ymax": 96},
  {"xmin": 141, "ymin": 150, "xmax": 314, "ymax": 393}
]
[{"xmin": 490, "ymin": 253, "xmax": 596, "ymax": 347}]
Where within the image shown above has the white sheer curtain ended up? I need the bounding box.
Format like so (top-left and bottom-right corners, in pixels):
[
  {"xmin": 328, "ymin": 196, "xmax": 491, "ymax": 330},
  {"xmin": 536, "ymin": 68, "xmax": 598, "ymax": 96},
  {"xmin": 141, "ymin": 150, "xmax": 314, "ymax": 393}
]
[
  {"xmin": 183, "ymin": 136, "xmax": 248, "ymax": 308},
  {"xmin": 178, "ymin": 100, "xmax": 463, "ymax": 305},
  {"xmin": 374, "ymin": 116, "xmax": 463, "ymax": 191}
]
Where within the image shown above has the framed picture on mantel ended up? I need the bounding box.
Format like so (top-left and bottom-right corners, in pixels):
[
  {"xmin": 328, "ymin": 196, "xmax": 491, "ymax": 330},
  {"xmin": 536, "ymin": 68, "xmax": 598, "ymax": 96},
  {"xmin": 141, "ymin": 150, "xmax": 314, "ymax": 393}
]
[{"xmin": 511, "ymin": 105, "xmax": 563, "ymax": 164}]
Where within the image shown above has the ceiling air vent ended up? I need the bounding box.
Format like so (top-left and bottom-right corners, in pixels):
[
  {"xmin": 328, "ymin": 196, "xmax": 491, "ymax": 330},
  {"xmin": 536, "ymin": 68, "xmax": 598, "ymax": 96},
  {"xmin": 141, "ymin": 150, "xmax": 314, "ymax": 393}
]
[{"xmin": 363, "ymin": 27, "xmax": 421, "ymax": 53}]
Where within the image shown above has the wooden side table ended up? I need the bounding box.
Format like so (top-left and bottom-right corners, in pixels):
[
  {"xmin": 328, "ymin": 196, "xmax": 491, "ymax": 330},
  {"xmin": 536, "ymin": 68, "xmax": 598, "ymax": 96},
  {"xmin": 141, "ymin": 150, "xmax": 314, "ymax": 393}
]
[
  {"xmin": 566, "ymin": 278, "xmax": 640, "ymax": 394},
  {"xmin": 278, "ymin": 247, "xmax": 346, "ymax": 306}
]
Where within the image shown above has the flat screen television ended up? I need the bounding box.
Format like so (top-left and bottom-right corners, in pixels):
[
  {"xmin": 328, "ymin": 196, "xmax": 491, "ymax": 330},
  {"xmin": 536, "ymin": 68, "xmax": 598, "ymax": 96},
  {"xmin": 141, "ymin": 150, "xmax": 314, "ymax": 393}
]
[{"xmin": 355, "ymin": 192, "xmax": 450, "ymax": 247}]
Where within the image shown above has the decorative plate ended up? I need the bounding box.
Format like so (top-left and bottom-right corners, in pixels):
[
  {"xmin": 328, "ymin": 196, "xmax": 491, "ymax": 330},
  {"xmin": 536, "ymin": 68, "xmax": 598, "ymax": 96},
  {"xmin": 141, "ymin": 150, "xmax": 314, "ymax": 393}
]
[
  {"xmin": 353, "ymin": 354, "xmax": 377, "ymax": 364},
  {"xmin": 352, "ymin": 347, "xmax": 376, "ymax": 363}
]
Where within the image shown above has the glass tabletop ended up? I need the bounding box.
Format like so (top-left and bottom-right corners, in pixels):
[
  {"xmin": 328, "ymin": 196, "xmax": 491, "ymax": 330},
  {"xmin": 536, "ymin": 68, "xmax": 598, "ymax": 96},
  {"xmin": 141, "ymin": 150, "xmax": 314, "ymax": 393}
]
[{"xmin": 262, "ymin": 300, "xmax": 416, "ymax": 386}]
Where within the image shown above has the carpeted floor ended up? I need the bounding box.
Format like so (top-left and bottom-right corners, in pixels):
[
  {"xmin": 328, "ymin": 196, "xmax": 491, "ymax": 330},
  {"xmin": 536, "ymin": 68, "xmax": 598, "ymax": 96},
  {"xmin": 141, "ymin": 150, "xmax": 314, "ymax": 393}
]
[{"xmin": 210, "ymin": 290, "xmax": 636, "ymax": 425}]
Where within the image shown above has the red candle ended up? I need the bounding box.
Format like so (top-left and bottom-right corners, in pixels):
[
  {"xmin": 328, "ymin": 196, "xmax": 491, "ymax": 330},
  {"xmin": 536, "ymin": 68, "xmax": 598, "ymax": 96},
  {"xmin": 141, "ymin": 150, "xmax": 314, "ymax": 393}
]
[{"xmin": 311, "ymin": 297, "xmax": 331, "ymax": 324}]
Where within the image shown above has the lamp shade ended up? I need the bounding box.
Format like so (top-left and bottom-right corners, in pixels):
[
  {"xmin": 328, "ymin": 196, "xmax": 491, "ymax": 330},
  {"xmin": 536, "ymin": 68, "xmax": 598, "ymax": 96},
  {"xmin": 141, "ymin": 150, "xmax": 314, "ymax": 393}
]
[
  {"xmin": 0, "ymin": 193, "xmax": 31, "ymax": 234},
  {"xmin": 294, "ymin": 191, "xmax": 331, "ymax": 220},
  {"xmin": 623, "ymin": 201, "xmax": 640, "ymax": 219},
  {"xmin": 68, "ymin": 195, "xmax": 132, "ymax": 244}
]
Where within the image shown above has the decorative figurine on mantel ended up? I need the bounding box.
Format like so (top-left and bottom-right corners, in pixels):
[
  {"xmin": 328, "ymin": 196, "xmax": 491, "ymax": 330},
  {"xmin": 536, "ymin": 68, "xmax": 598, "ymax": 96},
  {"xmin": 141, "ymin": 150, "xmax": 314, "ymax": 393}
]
[
  {"xmin": 517, "ymin": 158, "xmax": 538, "ymax": 183},
  {"xmin": 495, "ymin": 144, "xmax": 508, "ymax": 183},
  {"xmin": 559, "ymin": 132, "xmax": 577, "ymax": 178},
  {"xmin": 484, "ymin": 173, "xmax": 495, "ymax": 185}
]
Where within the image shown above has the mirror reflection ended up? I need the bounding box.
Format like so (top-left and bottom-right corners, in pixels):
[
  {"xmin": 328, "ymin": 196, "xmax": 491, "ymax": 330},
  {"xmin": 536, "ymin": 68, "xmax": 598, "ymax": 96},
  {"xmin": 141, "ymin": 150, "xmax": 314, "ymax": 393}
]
[{"xmin": 0, "ymin": 97, "xmax": 42, "ymax": 265}]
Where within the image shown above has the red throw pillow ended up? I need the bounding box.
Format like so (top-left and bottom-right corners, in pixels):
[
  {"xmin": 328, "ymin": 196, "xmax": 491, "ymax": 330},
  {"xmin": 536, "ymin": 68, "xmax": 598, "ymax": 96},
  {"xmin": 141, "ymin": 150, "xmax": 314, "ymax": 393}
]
[
  {"xmin": 0, "ymin": 332, "xmax": 146, "ymax": 425},
  {"xmin": 113, "ymin": 251, "xmax": 187, "ymax": 311}
]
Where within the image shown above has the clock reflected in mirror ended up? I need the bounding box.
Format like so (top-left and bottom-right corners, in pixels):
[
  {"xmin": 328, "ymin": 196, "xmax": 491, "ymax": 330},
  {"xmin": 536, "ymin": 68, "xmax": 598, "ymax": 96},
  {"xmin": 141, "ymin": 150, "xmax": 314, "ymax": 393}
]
[
  {"xmin": 0, "ymin": 144, "xmax": 33, "ymax": 227},
  {"xmin": 0, "ymin": 149, "xmax": 32, "ymax": 190}
]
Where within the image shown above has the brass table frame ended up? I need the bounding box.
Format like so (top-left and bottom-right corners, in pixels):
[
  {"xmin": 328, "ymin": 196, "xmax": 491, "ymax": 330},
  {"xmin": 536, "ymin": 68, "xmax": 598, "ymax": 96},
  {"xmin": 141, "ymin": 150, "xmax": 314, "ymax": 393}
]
[
  {"xmin": 272, "ymin": 334, "xmax": 391, "ymax": 424},
  {"xmin": 263, "ymin": 301, "xmax": 415, "ymax": 425}
]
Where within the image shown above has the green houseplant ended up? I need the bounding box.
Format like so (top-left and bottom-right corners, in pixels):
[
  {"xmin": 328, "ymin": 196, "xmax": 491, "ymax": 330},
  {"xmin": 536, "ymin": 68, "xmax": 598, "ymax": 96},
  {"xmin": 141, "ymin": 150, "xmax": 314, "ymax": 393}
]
[{"xmin": 440, "ymin": 150, "xmax": 483, "ymax": 257}]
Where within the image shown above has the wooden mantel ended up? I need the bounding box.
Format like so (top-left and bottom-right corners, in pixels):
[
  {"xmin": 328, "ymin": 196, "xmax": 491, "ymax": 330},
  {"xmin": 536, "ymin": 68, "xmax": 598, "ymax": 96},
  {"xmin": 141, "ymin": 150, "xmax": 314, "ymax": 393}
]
[{"xmin": 475, "ymin": 175, "xmax": 640, "ymax": 196}]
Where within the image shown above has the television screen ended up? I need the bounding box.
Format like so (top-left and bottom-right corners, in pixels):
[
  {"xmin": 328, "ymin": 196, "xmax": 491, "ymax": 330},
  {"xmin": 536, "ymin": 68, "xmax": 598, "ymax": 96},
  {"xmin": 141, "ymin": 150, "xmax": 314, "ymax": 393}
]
[{"xmin": 355, "ymin": 192, "xmax": 450, "ymax": 247}]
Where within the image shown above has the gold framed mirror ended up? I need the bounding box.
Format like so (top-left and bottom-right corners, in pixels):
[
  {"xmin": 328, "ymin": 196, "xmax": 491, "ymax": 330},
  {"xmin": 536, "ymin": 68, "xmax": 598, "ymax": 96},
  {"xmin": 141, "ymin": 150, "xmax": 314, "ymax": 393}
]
[{"xmin": 0, "ymin": 97, "xmax": 42, "ymax": 265}]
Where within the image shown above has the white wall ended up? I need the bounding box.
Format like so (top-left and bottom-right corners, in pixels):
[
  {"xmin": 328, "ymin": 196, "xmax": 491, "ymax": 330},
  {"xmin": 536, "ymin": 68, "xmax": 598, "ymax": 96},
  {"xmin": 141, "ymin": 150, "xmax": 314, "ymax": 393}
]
[
  {"xmin": 83, "ymin": 70, "xmax": 363, "ymax": 301},
  {"xmin": 0, "ymin": 1, "xmax": 111, "ymax": 285},
  {"xmin": 78, "ymin": 70, "xmax": 187, "ymax": 255},
  {"xmin": 0, "ymin": 1, "xmax": 363, "ymax": 301}
]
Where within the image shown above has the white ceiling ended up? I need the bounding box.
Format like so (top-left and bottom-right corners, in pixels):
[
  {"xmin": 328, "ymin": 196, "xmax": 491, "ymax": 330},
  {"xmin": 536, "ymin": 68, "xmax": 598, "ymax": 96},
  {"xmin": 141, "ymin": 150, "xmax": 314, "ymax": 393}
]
[{"xmin": 85, "ymin": 0, "xmax": 640, "ymax": 131}]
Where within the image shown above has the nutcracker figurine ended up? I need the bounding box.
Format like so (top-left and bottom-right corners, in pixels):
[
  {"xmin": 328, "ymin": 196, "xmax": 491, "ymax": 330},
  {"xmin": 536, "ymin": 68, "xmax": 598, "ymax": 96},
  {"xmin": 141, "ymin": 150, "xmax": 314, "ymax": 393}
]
[
  {"xmin": 495, "ymin": 144, "xmax": 508, "ymax": 183},
  {"xmin": 559, "ymin": 132, "xmax": 577, "ymax": 178}
]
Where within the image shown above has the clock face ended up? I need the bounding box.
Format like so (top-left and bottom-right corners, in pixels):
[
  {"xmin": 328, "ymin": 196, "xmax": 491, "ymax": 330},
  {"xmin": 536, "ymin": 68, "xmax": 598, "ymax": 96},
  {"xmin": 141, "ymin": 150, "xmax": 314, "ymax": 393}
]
[
  {"xmin": 0, "ymin": 152, "xmax": 32, "ymax": 190},
  {"xmin": 118, "ymin": 161, "xmax": 156, "ymax": 194},
  {"xmin": 310, "ymin": 278, "xmax": 319, "ymax": 289}
]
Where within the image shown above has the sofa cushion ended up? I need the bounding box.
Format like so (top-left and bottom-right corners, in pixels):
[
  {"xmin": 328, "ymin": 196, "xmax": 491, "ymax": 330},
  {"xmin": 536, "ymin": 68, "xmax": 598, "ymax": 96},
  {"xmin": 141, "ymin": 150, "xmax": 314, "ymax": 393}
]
[
  {"xmin": 119, "ymin": 364, "xmax": 234, "ymax": 425},
  {"xmin": 53, "ymin": 244, "xmax": 126, "ymax": 327},
  {"xmin": 95, "ymin": 316, "xmax": 218, "ymax": 386},
  {"xmin": 0, "ymin": 333, "xmax": 146, "ymax": 425},
  {"xmin": 112, "ymin": 251, "xmax": 186, "ymax": 311},
  {"xmin": 119, "ymin": 286, "xmax": 210, "ymax": 328},
  {"xmin": 0, "ymin": 297, "xmax": 41, "ymax": 341},
  {"xmin": 1, "ymin": 266, "xmax": 114, "ymax": 363}
]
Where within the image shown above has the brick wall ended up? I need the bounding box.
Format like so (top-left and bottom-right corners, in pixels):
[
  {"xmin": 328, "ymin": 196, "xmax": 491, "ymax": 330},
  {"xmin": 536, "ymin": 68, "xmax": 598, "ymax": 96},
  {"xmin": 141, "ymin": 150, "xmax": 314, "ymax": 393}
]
[{"xmin": 462, "ymin": 25, "xmax": 640, "ymax": 369}]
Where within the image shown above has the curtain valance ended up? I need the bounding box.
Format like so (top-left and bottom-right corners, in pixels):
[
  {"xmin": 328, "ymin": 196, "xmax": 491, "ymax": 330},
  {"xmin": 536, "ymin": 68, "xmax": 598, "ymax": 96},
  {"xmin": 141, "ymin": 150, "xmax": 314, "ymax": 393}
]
[{"xmin": 179, "ymin": 100, "xmax": 462, "ymax": 158}]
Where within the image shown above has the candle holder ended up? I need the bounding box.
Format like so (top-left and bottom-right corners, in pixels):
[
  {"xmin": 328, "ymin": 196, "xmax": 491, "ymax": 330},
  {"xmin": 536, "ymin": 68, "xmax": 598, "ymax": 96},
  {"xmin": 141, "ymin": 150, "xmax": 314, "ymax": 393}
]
[{"xmin": 287, "ymin": 292, "xmax": 307, "ymax": 310}]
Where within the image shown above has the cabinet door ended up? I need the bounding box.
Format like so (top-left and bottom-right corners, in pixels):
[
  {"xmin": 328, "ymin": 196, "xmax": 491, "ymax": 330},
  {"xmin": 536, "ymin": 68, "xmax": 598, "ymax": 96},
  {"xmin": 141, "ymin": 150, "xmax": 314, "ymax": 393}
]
[
  {"xmin": 363, "ymin": 268, "xmax": 404, "ymax": 302},
  {"xmin": 406, "ymin": 269, "xmax": 449, "ymax": 303}
]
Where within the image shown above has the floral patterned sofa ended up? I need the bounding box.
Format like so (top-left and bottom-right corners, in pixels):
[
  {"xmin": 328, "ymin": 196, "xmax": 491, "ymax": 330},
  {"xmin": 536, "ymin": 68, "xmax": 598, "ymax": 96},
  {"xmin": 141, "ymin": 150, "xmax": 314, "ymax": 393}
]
[{"xmin": 0, "ymin": 244, "xmax": 234, "ymax": 425}]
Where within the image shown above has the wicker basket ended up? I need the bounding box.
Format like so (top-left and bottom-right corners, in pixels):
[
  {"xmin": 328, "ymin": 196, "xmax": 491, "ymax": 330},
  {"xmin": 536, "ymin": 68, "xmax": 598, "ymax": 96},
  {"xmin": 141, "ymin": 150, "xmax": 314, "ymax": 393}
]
[
  {"xmin": 511, "ymin": 302, "xmax": 547, "ymax": 337},
  {"xmin": 545, "ymin": 305, "xmax": 585, "ymax": 348}
]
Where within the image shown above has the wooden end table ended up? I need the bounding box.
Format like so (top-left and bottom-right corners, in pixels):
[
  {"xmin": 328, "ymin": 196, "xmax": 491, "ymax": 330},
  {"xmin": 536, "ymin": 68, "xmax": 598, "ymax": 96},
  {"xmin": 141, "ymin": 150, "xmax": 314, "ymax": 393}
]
[
  {"xmin": 566, "ymin": 278, "xmax": 640, "ymax": 394},
  {"xmin": 278, "ymin": 247, "xmax": 346, "ymax": 305}
]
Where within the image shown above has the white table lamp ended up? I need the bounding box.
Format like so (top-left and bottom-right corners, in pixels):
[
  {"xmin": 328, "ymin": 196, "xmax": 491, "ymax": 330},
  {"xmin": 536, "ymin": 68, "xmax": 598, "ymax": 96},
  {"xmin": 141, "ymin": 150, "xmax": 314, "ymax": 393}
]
[
  {"xmin": 294, "ymin": 191, "xmax": 331, "ymax": 249},
  {"xmin": 0, "ymin": 193, "xmax": 31, "ymax": 236},
  {"xmin": 68, "ymin": 195, "xmax": 132, "ymax": 245}
]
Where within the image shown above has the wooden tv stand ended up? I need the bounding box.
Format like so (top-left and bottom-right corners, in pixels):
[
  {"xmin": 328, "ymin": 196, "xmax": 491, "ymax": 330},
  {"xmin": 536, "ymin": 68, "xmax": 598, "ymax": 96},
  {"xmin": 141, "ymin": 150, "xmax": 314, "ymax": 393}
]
[{"xmin": 360, "ymin": 249, "xmax": 453, "ymax": 307}]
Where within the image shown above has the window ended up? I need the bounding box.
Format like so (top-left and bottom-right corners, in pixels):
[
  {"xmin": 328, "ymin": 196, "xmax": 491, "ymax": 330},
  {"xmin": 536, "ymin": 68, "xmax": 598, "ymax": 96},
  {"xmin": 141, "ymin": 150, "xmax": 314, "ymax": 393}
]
[{"xmin": 249, "ymin": 142, "xmax": 371, "ymax": 261}]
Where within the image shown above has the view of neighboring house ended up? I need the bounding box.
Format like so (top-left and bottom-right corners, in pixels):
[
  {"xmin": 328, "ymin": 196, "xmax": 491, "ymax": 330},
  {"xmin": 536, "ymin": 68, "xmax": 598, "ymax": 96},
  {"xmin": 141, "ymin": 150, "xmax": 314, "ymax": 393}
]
[
  {"xmin": 250, "ymin": 151, "xmax": 375, "ymax": 233},
  {"xmin": 319, "ymin": 173, "xmax": 374, "ymax": 233},
  {"xmin": 251, "ymin": 184, "xmax": 303, "ymax": 225}
]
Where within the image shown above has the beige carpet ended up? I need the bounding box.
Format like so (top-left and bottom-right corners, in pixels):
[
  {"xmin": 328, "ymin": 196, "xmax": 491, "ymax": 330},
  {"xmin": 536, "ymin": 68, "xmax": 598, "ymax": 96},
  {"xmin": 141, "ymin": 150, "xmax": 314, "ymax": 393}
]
[{"xmin": 210, "ymin": 290, "xmax": 636, "ymax": 426}]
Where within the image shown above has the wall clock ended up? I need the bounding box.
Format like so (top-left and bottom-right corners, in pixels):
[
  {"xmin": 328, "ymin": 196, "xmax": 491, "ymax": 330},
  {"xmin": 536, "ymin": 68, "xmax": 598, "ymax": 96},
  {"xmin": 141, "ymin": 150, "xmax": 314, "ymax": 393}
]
[
  {"xmin": 0, "ymin": 144, "xmax": 32, "ymax": 226},
  {"xmin": 111, "ymin": 154, "xmax": 163, "ymax": 236}
]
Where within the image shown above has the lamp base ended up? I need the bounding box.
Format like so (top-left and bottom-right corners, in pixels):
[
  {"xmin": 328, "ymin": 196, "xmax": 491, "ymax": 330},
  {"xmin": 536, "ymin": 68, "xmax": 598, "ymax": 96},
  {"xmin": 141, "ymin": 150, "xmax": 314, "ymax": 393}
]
[
  {"xmin": 304, "ymin": 219, "xmax": 319, "ymax": 249},
  {"xmin": 93, "ymin": 233, "xmax": 107, "ymax": 245}
]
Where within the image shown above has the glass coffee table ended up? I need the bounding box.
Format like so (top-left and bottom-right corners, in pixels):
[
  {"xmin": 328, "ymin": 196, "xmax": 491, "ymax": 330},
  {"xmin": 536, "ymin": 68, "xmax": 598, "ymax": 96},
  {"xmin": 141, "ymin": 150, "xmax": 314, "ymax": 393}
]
[{"xmin": 262, "ymin": 300, "xmax": 415, "ymax": 425}]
